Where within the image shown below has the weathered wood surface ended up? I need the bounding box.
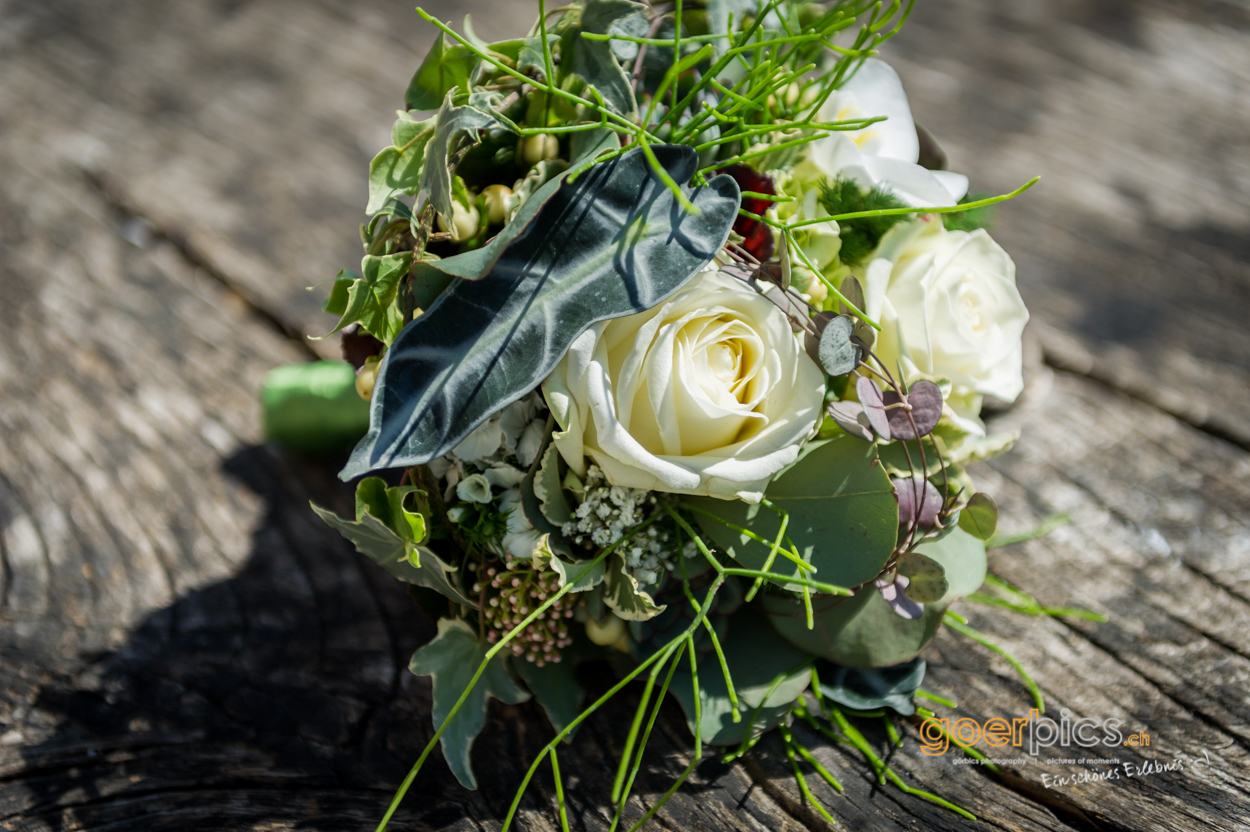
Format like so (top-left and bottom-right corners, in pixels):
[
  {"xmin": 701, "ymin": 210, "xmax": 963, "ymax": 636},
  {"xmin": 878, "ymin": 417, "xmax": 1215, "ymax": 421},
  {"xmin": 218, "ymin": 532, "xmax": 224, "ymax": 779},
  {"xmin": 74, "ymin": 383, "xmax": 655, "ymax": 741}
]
[{"xmin": 0, "ymin": 0, "xmax": 1247, "ymax": 830}]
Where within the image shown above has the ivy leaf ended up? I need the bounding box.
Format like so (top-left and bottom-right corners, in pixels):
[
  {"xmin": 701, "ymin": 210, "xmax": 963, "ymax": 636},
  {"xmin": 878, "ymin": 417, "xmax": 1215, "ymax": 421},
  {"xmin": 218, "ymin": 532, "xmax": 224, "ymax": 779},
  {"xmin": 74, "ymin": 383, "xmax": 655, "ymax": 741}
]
[
  {"xmin": 688, "ymin": 432, "xmax": 898, "ymax": 591},
  {"xmin": 422, "ymin": 90, "xmax": 515, "ymax": 226},
  {"xmin": 367, "ymin": 112, "xmax": 436, "ymax": 215},
  {"xmin": 405, "ymin": 33, "xmax": 480, "ymax": 111},
  {"xmin": 603, "ymin": 552, "xmax": 665, "ymax": 621},
  {"xmin": 408, "ymin": 619, "xmax": 530, "ymax": 790},
  {"xmin": 341, "ymin": 144, "xmax": 739, "ymax": 478},
  {"xmin": 669, "ymin": 605, "xmax": 811, "ymax": 746},
  {"xmin": 815, "ymin": 657, "xmax": 926, "ymax": 716},
  {"xmin": 311, "ymin": 480, "xmax": 475, "ymax": 608},
  {"xmin": 318, "ymin": 252, "xmax": 412, "ymax": 344},
  {"xmin": 570, "ymin": 0, "xmax": 647, "ymax": 118},
  {"xmin": 958, "ymin": 492, "xmax": 999, "ymax": 540}
]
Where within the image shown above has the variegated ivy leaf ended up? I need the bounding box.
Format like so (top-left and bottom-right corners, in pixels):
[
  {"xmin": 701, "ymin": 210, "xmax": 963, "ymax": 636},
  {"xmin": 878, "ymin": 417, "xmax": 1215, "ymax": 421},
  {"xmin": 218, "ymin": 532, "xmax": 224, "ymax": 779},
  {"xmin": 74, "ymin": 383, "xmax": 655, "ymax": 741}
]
[
  {"xmin": 366, "ymin": 111, "xmax": 436, "ymax": 215},
  {"xmin": 532, "ymin": 536, "xmax": 606, "ymax": 592},
  {"xmin": 422, "ymin": 90, "xmax": 514, "ymax": 226},
  {"xmin": 404, "ymin": 32, "xmax": 479, "ymax": 111},
  {"xmin": 317, "ymin": 252, "xmax": 412, "ymax": 345},
  {"xmin": 311, "ymin": 477, "xmax": 475, "ymax": 608},
  {"xmin": 603, "ymin": 552, "xmax": 664, "ymax": 621},
  {"xmin": 408, "ymin": 619, "xmax": 530, "ymax": 790}
]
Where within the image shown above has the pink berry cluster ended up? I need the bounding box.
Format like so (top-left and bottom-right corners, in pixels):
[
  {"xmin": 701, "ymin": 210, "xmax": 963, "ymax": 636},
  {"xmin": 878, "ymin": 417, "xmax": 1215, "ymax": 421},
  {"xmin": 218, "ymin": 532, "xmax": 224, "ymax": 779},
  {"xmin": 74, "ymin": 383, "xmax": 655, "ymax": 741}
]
[{"xmin": 471, "ymin": 558, "xmax": 577, "ymax": 666}]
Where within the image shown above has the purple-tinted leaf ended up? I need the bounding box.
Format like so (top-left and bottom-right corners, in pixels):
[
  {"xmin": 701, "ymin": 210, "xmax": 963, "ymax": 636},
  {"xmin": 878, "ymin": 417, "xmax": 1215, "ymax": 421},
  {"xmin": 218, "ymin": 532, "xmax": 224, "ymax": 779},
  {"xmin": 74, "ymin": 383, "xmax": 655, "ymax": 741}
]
[
  {"xmin": 883, "ymin": 379, "xmax": 943, "ymax": 440},
  {"xmin": 856, "ymin": 376, "xmax": 891, "ymax": 440},
  {"xmin": 826, "ymin": 400, "xmax": 873, "ymax": 442},
  {"xmin": 875, "ymin": 575, "xmax": 923, "ymax": 620},
  {"xmin": 893, "ymin": 476, "xmax": 942, "ymax": 531}
]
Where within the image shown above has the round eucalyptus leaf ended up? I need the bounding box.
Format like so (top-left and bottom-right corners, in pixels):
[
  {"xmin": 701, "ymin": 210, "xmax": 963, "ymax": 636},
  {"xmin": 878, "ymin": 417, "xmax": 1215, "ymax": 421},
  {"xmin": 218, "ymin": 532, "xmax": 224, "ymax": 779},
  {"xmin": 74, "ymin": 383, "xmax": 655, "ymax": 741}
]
[
  {"xmin": 817, "ymin": 315, "xmax": 859, "ymax": 377},
  {"xmin": 763, "ymin": 529, "xmax": 986, "ymax": 667},
  {"xmin": 898, "ymin": 553, "xmax": 948, "ymax": 603},
  {"xmin": 958, "ymin": 492, "xmax": 999, "ymax": 540},
  {"xmin": 826, "ymin": 400, "xmax": 873, "ymax": 442},
  {"xmin": 893, "ymin": 476, "xmax": 942, "ymax": 531},
  {"xmin": 884, "ymin": 379, "xmax": 943, "ymax": 440},
  {"xmin": 856, "ymin": 376, "xmax": 891, "ymax": 440}
]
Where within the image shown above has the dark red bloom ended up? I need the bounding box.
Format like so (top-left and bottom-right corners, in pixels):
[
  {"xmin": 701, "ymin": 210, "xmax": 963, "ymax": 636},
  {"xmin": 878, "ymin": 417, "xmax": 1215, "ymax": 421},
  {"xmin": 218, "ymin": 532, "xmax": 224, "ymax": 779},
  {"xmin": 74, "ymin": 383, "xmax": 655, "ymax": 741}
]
[{"xmin": 718, "ymin": 163, "xmax": 776, "ymax": 261}]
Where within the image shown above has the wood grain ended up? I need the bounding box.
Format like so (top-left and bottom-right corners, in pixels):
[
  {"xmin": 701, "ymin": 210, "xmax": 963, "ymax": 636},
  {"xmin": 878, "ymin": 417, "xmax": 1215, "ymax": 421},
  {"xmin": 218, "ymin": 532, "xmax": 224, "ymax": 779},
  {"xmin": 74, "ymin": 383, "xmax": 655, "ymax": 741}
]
[{"xmin": 0, "ymin": 0, "xmax": 1247, "ymax": 829}]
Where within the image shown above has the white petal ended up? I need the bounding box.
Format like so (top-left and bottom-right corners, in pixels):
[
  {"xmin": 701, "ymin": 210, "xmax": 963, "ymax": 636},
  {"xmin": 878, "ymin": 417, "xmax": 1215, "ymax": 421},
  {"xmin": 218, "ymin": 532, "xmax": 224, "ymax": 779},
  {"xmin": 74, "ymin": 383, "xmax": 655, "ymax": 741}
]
[{"xmin": 841, "ymin": 58, "xmax": 919, "ymax": 162}]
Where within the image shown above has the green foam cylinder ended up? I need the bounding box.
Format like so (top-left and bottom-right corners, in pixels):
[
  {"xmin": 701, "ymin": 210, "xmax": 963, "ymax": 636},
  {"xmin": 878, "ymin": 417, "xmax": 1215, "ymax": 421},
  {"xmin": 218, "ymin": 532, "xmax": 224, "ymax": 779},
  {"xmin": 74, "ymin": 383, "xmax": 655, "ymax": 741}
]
[{"xmin": 261, "ymin": 361, "xmax": 370, "ymax": 456}]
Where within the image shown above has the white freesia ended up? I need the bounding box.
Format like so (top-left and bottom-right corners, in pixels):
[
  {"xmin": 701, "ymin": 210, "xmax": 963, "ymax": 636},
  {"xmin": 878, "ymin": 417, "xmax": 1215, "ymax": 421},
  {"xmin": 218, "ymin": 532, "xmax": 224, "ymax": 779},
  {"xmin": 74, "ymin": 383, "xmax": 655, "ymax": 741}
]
[
  {"xmin": 811, "ymin": 58, "xmax": 968, "ymax": 208},
  {"xmin": 544, "ymin": 265, "xmax": 826, "ymax": 503},
  {"xmin": 859, "ymin": 217, "xmax": 1029, "ymax": 433}
]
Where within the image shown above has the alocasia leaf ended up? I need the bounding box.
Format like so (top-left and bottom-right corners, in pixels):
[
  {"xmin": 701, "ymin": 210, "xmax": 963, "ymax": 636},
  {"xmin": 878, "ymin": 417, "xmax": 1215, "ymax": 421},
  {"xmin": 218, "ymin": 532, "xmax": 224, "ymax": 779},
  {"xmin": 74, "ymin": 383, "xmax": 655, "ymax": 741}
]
[
  {"xmin": 341, "ymin": 144, "xmax": 739, "ymax": 479},
  {"xmin": 408, "ymin": 619, "xmax": 530, "ymax": 790},
  {"xmin": 687, "ymin": 432, "xmax": 898, "ymax": 591},
  {"xmin": 311, "ymin": 478, "xmax": 475, "ymax": 608},
  {"xmin": 404, "ymin": 33, "xmax": 480, "ymax": 111}
]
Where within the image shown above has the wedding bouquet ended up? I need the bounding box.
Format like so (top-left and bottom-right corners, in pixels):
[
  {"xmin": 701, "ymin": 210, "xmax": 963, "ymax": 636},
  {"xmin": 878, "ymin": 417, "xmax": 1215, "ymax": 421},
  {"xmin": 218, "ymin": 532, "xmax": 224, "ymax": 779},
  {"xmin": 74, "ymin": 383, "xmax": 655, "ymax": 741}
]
[{"xmin": 298, "ymin": 0, "xmax": 1073, "ymax": 826}]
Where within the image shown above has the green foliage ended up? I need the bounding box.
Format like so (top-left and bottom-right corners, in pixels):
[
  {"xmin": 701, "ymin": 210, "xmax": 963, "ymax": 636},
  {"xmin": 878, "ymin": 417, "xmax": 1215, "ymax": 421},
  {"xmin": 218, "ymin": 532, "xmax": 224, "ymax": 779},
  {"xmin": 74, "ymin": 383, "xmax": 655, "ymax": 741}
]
[
  {"xmin": 319, "ymin": 252, "xmax": 412, "ymax": 344},
  {"xmin": 311, "ymin": 478, "xmax": 475, "ymax": 607},
  {"xmin": 763, "ymin": 529, "xmax": 986, "ymax": 667},
  {"xmin": 514, "ymin": 634, "xmax": 593, "ymax": 737},
  {"xmin": 669, "ymin": 605, "xmax": 811, "ymax": 746},
  {"xmin": 408, "ymin": 618, "xmax": 531, "ymax": 789},
  {"xmin": 452, "ymin": 500, "xmax": 513, "ymax": 555},
  {"xmin": 819, "ymin": 176, "xmax": 913, "ymax": 266},
  {"xmin": 958, "ymin": 492, "xmax": 999, "ymax": 540},
  {"xmin": 405, "ymin": 33, "xmax": 480, "ymax": 111},
  {"xmin": 341, "ymin": 145, "xmax": 739, "ymax": 479},
  {"xmin": 942, "ymin": 191, "xmax": 995, "ymax": 232},
  {"xmin": 815, "ymin": 657, "xmax": 926, "ymax": 716},
  {"xmin": 566, "ymin": 0, "xmax": 648, "ymax": 118},
  {"xmin": 423, "ymin": 91, "xmax": 516, "ymax": 225},
  {"xmin": 603, "ymin": 552, "xmax": 665, "ymax": 620},
  {"xmin": 367, "ymin": 112, "xmax": 436, "ymax": 215},
  {"xmin": 687, "ymin": 433, "xmax": 898, "ymax": 591}
]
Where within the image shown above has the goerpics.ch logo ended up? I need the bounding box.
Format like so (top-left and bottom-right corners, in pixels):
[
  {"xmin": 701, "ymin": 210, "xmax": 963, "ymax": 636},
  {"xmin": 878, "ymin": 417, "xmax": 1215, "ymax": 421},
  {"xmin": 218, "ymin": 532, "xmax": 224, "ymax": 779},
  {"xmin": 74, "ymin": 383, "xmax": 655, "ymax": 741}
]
[{"xmin": 919, "ymin": 708, "xmax": 1135, "ymax": 757}]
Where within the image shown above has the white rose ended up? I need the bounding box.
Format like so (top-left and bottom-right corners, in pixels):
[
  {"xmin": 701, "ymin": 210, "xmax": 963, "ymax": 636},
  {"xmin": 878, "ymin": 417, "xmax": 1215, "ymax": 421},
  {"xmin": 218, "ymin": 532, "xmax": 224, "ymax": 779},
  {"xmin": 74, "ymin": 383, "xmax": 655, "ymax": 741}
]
[
  {"xmin": 859, "ymin": 218, "xmax": 1029, "ymax": 427},
  {"xmin": 810, "ymin": 58, "xmax": 968, "ymax": 208},
  {"xmin": 543, "ymin": 266, "xmax": 826, "ymax": 503}
]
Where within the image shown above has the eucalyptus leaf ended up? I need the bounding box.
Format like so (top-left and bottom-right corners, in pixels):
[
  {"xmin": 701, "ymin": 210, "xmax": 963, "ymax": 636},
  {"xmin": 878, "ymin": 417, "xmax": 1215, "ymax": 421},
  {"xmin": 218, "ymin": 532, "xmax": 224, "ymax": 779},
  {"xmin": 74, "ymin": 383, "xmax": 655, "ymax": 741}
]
[
  {"xmin": 763, "ymin": 529, "xmax": 986, "ymax": 667},
  {"xmin": 815, "ymin": 315, "xmax": 859, "ymax": 376},
  {"xmin": 884, "ymin": 380, "xmax": 943, "ymax": 440},
  {"xmin": 408, "ymin": 619, "xmax": 530, "ymax": 790},
  {"xmin": 311, "ymin": 484, "xmax": 476, "ymax": 608},
  {"xmin": 669, "ymin": 605, "xmax": 811, "ymax": 746},
  {"xmin": 825, "ymin": 400, "xmax": 873, "ymax": 442},
  {"xmin": 897, "ymin": 552, "xmax": 948, "ymax": 603},
  {"xmin": 815, "ymin": 657, "xmax": 926, "ymax": 716},
  {"xmin": 342, "ymin": 144, "xmax": 739, "ymax": 478},
  {"xmin": 405, "ymin": 33, "xmax": 480, "ymax": 111},
  {"xmin": 856, "ymin": 376, "xmax": 891, "ymax": 440},
  {"xmin": 688, "ymin": 432, "xmax": 897, "ymax": 591},
  {"xmin": 894, "ymin": 476, "xmax": 941, "ymax": 531},
  {"xmin": 958, "ymin": 492, "xmax": 999, "ymax": 540}
]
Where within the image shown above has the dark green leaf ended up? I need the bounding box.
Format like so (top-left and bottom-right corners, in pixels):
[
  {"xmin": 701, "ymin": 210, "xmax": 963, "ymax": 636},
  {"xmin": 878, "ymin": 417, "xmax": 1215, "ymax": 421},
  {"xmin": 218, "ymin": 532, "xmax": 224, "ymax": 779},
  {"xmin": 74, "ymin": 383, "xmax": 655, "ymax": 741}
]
[
  {"xmin": 958, "ymin": 492, "xmax": 999, "ymax": 540},
  {"xmin": 408, "ymin": 619, "xmax": 530, "ymax": 789},
  {"xmin": 341, "ymin": 145, "xmax": 740, "ymax": 478},
  {"xmin": 815, "ymin": 657, "xmax": 926, "ymax": 716},
  {"xmin": 688, "ymin": 432, "xmax": 898, "ymax": 591},
  {"xmin": 669, "ymin": 605, "xmax": 811, "ymax": 746},
  {"xmin": 405, "ymin": 33, "xmax": 480, "ymax": 111},
  {"xmin": 763, "ymin": 529, "xmax": 986, "ymax": 667}
]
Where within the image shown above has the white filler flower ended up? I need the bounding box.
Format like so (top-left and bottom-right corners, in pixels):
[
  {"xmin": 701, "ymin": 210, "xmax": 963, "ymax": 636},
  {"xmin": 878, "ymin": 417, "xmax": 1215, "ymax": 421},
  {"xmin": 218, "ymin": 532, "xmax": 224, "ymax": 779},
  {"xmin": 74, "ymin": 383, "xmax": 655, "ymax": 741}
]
[
  {"xmin": 544, "ymin": 265, "xmax": 825, "ymax": 503},
  {"xmin": 811, "ymin": 58, "xmax": 968, "ymax": 208}
]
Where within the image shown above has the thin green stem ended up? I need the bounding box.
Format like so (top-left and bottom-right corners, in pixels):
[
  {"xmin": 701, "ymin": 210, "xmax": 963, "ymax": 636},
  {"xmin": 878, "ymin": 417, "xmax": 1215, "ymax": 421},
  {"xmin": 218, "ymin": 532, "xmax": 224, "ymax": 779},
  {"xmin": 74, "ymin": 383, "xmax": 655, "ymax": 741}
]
[
  {"xmin": 550, "ymin": 749, "xmax": 571, "ymax": 832},
  {"xmin": 944, "ymin": 614, "xmax": 1045, "ymax": 713}
]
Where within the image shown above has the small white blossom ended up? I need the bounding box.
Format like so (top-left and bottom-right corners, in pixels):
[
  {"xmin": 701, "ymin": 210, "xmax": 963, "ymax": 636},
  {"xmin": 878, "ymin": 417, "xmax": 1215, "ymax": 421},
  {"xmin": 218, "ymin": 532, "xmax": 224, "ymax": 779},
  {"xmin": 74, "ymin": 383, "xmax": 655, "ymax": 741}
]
[{"xmin": 456, "ymin": 473, "xmax": 493, "ymax": 504}]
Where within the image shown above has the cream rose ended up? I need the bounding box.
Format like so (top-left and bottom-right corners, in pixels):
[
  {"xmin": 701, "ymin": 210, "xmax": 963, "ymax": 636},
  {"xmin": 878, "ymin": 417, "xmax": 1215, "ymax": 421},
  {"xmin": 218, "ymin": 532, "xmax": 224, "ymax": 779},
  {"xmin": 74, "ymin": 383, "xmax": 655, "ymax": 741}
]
[
  {"xmin": 859, "ymin": 218, "xmax": 1029, "ymax": 429},
  {"xmin": 543, "ymin": 266, "xmax": 826, "ymax": 503}
]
